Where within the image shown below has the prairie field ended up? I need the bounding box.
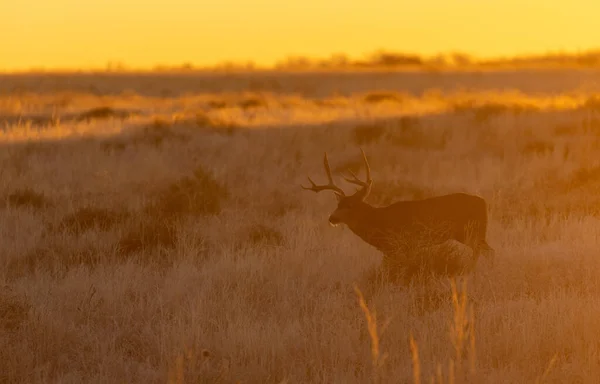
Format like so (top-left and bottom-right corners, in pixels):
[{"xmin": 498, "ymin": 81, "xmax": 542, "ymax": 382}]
[{"xmin": 4, "ymin": 69, "xmax": 600, "ymax": 383}]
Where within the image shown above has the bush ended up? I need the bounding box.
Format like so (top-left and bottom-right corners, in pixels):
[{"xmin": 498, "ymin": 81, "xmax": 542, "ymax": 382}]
[
  {"xmin": 353, "ymin": 123, "xmax": 386, "ymax": 145},
  {"xmin": 76, "ymin": 106, "xmax": 133, "ymax": 122},
  {"xmin": 4, "ymin": 188, "xmax": 51, "ymax": 210},
  {"xmin": 363, "ymin": 91, "xmax": 403, "ymax": 104},
  {"xmin": 238, "ymin": 97, "xmax": 266, "ymax": 109},
  {"xmin": 117, "ymin": 217, "xmax": 177, "ymax": 256},
  {"xmin": 145, "ymin": 167, "xmax": 228, "ymax": 219}
]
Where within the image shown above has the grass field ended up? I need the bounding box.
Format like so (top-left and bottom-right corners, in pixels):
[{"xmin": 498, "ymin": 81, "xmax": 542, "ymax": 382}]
[{"xmin": 3, "ymin": 69, "xmax": 600, "ymax": 383}]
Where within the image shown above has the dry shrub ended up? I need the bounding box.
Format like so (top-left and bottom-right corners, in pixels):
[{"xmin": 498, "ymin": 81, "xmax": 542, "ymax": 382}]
[
  {"xmin": 134, "ymin": 120, "xmax": 188, "ymax": 147},
  {"xmin": 562, "ymin": 165, "xmax": 600, "ymax": 192},
  {"xmin": 117, "ymin": 216, "xmax": 177, "ymax": 256},
  {"xmin": 246, "ymin": 224, "xmax": 284, "ymax": 247},
  {"xmin": 453, "ymin": 101, "xmax": 537, "ymax": 123},
  {"xmin": 0, "ymin": 288, "xmax": 30, "ymax": 331},
  {"xmin": 388, "ymin": 118, "xmax": 445, "ymax": 149},
  {"xmin": 76, "ymin": 106, "xmax": 133, "ymax": 122},
  {"xmin": 579, "ymin": 96, "xmax": 600, "ymax": 113},
  {"xmin": 352, "ymin": 118, "xmax": 442, "ymax": 150},
  {"xmin": 206, "ymin": 99, "xmax": 228, "ymax": 109},
  {"xmin": 56, "ymin": 206, "xmax": 129, "ymax": 234},
  {"xmin": 238, "ymin": 97, "xmax": 266, "ymax": 109},
  {"xmin": 146, "ymin": 167, "xmax": 228, "ymax": 219},
  {"xmin": 6, "ymin": 244, "xmax": 104, "ymax": 279},
  {"xmin": 313, "ymin": 98, "xmax": 346, "ymax": 108},
  {"xmin": 195, "ymin": 112, "xmax": 240, "ymax": 135},
  {"xmin": 553, "ymin": 122, "xmax": 580, "ymax": 136},
  {"xmin": 195, "ymin": 112, "xmax": 217, "ymax": 127},
  {"xmin": 363, "ymin": 91, "xmax": 404, "ymax": 104},
  {"xmin": 102, "ymin": 118, "xmax": 189, "ymax": 151},
  {"xmin": 353, "ymin": 123, "xmax": 386, "ymax": 144},
  {"xmin": 4, "ymin": 188, "xmax": 52, "ymax": 210},
  {"xmin": 1, "ymin": 114, "xmax": 59, "ymax": 127},
  {"xmin": 522, "ymin": 140, "xmax": 554, "ymax": 155}
]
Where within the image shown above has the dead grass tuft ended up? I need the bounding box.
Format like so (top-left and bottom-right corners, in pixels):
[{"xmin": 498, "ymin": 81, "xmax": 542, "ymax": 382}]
[
  {"xmin": 195, "ymin": 112, "xmax": 240, "ymax": 135},
  {"xmin": 56, "ymin": 206, "xmax": 129, "ymax": 234},
  {"xmin": 553, "ymin": 122, "xmax": 580, "ymax": 136},
  {"xmin": 453, "ymin": 101, "xmax": 538, "ymax": 123},
  {"xmin": 76, "ymin": 106, "xmax": 134, "ymax": 122},
  {"xmin": 353, "ymin": 123, "xmax": 386, "ymax": 144},
  {"xmin": 246, "ymin": 224, "xmax": 284, "ymax": 247},
  {"xmin": 117, "ymin": 216, "xmax": 177, "ymax": 256},
  {"xmin": 579, "ymin": 95, "xmax": 600, "ymax": 112},
  {"xmin": 388, "ymin": 118, "xmax": 446, "ymax": 149},
  {"xmin": 522, "ymin": 140, "xmax": 554, "ymax": 155},
  {"xmin": 206, "ymin": 99, "xmax": 229, "ymax": 109},
  {"xmin": 4, "ymin": 188, "xmax": 52, "ymax": 210},
  {"xmin": 563, "ymin": 165, "xmax": 600, "ymax": 191},
  {"xmin": 7, "ymin": 244, "xmax": 104, "ymax": 279},
  {"xmin": 145, "ymin": 166, "xmax": 228, "ymax": 219},
  {"xmin": 0, "ymin": 288, "xmax": 30, "ymax": 331},
  {"xmin": 103, "ymin": 118, "xmax": 188, "ymax": 151},
  {"xmin": 238, "ymin": 96, "xmax": 267, "ymax": 109},
  {"xmin": 363, "ymin": 91, "xmax": 404, "ymax": 104},
  {"xmin": 134, "ymin": 120, "xmax": 188, "ymax": 147}
]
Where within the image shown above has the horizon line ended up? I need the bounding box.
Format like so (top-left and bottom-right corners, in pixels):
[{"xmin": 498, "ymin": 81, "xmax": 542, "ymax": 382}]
[{"xmin": 3, "ymin": 47, "xmax": 600, "ymax": 74}]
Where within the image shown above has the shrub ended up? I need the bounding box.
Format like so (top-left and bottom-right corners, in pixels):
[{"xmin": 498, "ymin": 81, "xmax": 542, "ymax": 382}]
[
  {"xmin": 102, "ymin": 118, "xmax": 188, "ymax": 151},
  {"xmin": 353, "ymin": 123, "xmax": 386, "ymax": 145},
  {"xmin": 206, "ymin": 100, "xmax": 228, "ymax": 109},
  {"xmin": 6, "ymin": 244, "xmax": 102, "ymax": 279},
  {"xmin": 76, "ymin": 106, "xmax": 132, "ymax": 122},
  {"xmin": 4, "ymin": 188, "xmax": 51, "ymax": 210},
  {"xmin": 522, "ymin": 140, "xmax": 554, "ymax": 155},
  {"xmin": 195, "ymin": 112, "xmax": 240, "ymax": 135},
  {"xmin": 134, "ymin": 120, "xmax": 187, "ymax": 147},
  {"xmin": 389, "ymin": 118, "xmax": 445, "ymax": 150},
  {"xmin": 0, "ymin": 288, "xmax": 30, "ymax": 331},
  {"xmin": 238, "ymin": 97, "xmax": 266, "ymax": 109},
  {"xmin": 363, "ymin": 91, "xmax": 403, "ymax": 104},
  {"xmin": 145, "ymin": 167, "xmax": 228, "ymax": 219},
  {"xmin": 117, "ymin": 216, "xmax": 177, "ymax": 256}
]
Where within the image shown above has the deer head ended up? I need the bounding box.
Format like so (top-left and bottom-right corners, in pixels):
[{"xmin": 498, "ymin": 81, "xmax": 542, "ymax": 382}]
[{"xmin": 302, "ymin": 149, "xmax": 373, "ymax": 227}]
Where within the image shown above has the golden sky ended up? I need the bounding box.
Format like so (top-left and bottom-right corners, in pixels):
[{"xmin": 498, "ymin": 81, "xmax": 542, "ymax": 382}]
[{"xmin": 2, "ymin": 0, "xmax": 599, "ymax": 71}]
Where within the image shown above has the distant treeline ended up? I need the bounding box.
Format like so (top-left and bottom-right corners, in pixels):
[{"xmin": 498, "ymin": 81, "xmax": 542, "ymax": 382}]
[
  {"xmin": 10, "ymin": 49, "xmax": 600, "ymax": 74},
  {"xmin": 164, "ymin": 50, "xmax": 600, "ymax": 72},
  {"xmin": 271, "ymin": 50, "xmax": 600, "ymax": 71}
]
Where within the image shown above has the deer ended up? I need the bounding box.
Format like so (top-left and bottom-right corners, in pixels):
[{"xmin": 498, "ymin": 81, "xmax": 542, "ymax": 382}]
[{"xmin": 302, "ymin": 148, "xmax": 494, "ymax": 285}]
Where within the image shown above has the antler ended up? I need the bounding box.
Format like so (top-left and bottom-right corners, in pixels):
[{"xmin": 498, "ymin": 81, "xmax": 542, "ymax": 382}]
[
  {"xmin": 342, "ymin": 148, "xmax": 372, "ymax": 200},
  {"xmin": 302, "ymin": 152, "xmax": 346, "ymax": 196}
]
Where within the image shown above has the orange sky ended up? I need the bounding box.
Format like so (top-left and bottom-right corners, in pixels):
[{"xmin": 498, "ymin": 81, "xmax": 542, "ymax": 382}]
[{"xmin": 2, "ymin": 0, "xmax": 600, "ymax": 71}]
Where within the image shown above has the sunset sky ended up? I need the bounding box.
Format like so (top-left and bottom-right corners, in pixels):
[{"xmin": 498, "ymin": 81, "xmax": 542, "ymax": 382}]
[{"xmin": 2, "ymin": 0, "xmax": 599, "ymax": 71}]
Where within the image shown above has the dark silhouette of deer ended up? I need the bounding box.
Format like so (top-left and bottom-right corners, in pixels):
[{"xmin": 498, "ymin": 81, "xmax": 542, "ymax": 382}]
[{"xmin": 302, "ymin": 149, "xmax": 494, "ymax": 283}]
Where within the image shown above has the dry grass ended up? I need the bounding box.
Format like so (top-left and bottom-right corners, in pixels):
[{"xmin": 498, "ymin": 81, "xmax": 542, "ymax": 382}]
[
  {"xmin": 2, "ymin": 70, "xmax": 600, "ymax": 383},
  {"xmin": 3, "ymin": 188, "xmax": 52, "ymax": 209}
]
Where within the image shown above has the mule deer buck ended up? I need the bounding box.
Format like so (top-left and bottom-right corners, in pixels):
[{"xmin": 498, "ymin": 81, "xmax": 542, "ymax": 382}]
[{"xmin": 302, "ymin": 149, "xmax": 494, "ymax": 283}]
